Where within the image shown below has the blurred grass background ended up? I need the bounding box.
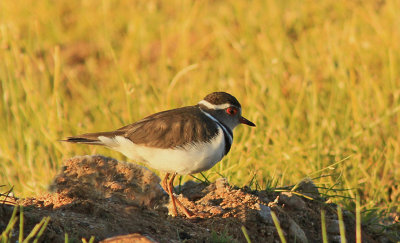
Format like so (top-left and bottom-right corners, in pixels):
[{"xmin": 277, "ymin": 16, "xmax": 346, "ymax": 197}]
[{"xmin": 0, "ymin": 0, "xmax": 399, "ymax": 216}]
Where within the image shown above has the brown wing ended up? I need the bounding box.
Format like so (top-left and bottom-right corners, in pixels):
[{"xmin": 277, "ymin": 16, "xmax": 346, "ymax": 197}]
[{"xmin": 117, "ymin": 106, "xmax": 220, "ymax": 148}]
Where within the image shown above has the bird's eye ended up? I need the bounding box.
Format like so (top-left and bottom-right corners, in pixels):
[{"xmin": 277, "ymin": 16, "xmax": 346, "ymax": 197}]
[{"xmin": 226, "ymin": 107, "xmax": 238, "ymax": 115}]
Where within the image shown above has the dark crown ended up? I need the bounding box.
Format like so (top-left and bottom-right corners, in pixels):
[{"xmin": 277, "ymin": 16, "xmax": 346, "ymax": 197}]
[{"xmin": 203, "ymin": 92, "xmax": 241, "ymax": 107}]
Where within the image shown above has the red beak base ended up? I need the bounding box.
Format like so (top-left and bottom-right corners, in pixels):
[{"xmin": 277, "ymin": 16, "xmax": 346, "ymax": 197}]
[{"xmin": 239, "ymin": 116, "xmax": 256, "ymax": 127}]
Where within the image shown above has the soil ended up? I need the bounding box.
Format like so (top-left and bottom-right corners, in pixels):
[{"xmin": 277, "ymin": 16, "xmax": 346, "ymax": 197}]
[{"xmin": 0, "ymin": 155, "xmax": 399, "ymax": 243}]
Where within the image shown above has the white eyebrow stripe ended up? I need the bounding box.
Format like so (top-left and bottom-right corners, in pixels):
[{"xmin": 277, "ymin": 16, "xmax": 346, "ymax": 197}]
[{"xmin": 198, "ymin": 100, "xmax": 231, "ymax": 110}]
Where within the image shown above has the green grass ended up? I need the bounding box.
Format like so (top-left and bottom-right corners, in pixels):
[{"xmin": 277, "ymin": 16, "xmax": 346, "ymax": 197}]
[
  {"xmin": 0, "ymin": 0, "xmax": 399, "ymax": 219},
  {"xmin": 337, "ymin": 206, "xmax": 347, "ymax": 243},
  {"xmin": 321, "ymin": 210, "xmax": 328, "ymax": 243},
  {"xmin": 0, "ymin": 204, "xmax": 96, "ymax": 243},
  {"xmin": 271, "ymin": 211, "xmax": 287, "ymax": 243},
  {"xmin": 0, "ymin": 205, "xmax": 50, "ymax": 243}
]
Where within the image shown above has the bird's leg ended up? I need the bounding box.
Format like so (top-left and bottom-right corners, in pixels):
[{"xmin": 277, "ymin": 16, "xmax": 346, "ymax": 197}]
[
  {"xmin": 168, "ymin": 173, "xmax": 195, "ymax": 218},
  {"xmin": 162, "ymin": 173, "xmax": 178, "ymax": 216},
  {"xmin": 174, "ymin": 194, "xmax": 195, "ymax": 218},
  {"xmin": 161, "ymin": 173, "xmax": 170, "ymax": 193},
  {"xmin": 167, "ymin": 172, "xmax": 178, "ymax": 217}
]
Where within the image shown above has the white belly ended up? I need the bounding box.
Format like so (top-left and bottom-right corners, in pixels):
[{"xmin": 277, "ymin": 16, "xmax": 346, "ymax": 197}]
[{"xmin": 98, "ymin": 127, "xmax": 226, "ymax": 175}]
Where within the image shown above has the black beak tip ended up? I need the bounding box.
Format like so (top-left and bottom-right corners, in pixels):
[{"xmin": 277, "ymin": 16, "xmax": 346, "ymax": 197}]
[
  {"xmin": 240, "ymin": 117, "xmax": 256, "ymax": 127},
  {"xmin": 247, "ymin": 121, "xmax": 256, "ymax": 127}
]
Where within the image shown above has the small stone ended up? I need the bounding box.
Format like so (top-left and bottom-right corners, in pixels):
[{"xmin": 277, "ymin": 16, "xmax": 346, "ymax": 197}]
[
  {"xmin": 288, "ymin": 218, "xmax": 308, "ymax": 243},
  {"xmin": 295, "ymin": 178, "xmax": 320, "ymax": 198},
  {"xmin": 256, "ymin": 203, "xmax": 273, "ymax": 224},
  {"xmin": 278, "ymin": 192, "xmax": 306, "ymax": 210},
  {"xmin": 101, "ymin": 233, "xmax": 158, "ymax": 243}
]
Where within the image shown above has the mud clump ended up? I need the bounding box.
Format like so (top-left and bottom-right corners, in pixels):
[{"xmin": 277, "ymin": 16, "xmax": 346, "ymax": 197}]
[
  {"xmin": 0, "ymin": 155, "xmax": 398, "ymax": 242},
  {"xmin": 49, "ymin": 155, "xmax": 166, "ymax": 208}
]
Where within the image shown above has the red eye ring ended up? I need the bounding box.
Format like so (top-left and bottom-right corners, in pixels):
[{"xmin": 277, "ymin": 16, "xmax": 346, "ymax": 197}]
[{"xmin": 226, "ymin": 107, "xmax": 238, "ymax": 115}]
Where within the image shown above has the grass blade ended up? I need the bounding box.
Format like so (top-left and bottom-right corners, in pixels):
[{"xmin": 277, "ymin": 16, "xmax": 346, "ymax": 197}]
[
  {"xmin": 19, "ymin": 205, "xmax": 24, "ymax": 242},
  {"xmin": 88, "ymin": 236, "xmax": 95, "ymax": 243},
  {"xmin": 337, "ymin": 206, "xmax": 347, "ymax": 243},
  {"xmin": 320, "ymin": 210, "xmax": 328, "ymax": 243},
  {"xmin": 23, "ymin": 216, "xmax": 50, "ymax": 243},
  {"xmin": 33, "ymin": 216, "xmax": 50, "ymax": 243},
  {"xmin": 241, "ymin": 226, "xmax": 252, "ymax": 243},
  {"xmin": 356, "ymin": 194, "xmax": 361, "ymax": 243},
  {"xmin": 271, "ymin": 211, "xmax": 287, "ymax": 243},
  {"xmin": 1, "ymin": 205, "xmax": 18, "ymax": 241}
]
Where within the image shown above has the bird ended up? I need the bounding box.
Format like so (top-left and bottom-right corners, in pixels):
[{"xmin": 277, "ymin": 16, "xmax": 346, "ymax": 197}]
[{"xmin": 63, "ymin": 91, "xmax": 255, "ymax": 218}]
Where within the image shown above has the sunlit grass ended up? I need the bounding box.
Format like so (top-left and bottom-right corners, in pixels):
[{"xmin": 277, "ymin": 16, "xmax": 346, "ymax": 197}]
[
  {"xmin": 0, "ymin": 205, "xmax": 50, "ymax": 243},
  {"xmin": 0, "ymin": 0, "xmax": 399, "ymax": 220}
]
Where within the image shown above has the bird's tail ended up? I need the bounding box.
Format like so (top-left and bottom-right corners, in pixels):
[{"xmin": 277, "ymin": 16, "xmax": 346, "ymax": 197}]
[{"xmin": 61, "ymin": 131, "xmax": 124, "ymax": 145}]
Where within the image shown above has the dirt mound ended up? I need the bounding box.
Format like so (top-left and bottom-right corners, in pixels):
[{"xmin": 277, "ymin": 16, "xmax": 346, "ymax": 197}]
[
  {"xmin": 49, "ymin": 155, "xmax": 166, "ymax": 208},
  {"xmin": 0, "ymin": 155, "xmax": 398, "ymax": 242}
]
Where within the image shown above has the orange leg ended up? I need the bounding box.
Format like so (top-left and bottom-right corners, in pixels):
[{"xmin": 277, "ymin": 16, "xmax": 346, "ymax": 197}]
[
  {"xmin": 167, "ymin": 173, "xmax": 178, "ymax": 216},
  {"xmin": 174, "ymin": 194, "xmax": 195, "ymax": 218},
  {"xmin": 167, "ymin": 173, "xmax": 195, "ymax": 218},
  {"xmin": 161, "ymin": 173, "xmax": 170, "ymax": 192},
  {"xmin": 162, "ymin": 173, "xmax": 178, "ymax": 216}
]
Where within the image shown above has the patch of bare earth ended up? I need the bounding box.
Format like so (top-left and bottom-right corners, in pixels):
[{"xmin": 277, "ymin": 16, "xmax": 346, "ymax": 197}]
[{"xmin": 0, "ymin": 155, "xmax": 398, "ymax": 242}]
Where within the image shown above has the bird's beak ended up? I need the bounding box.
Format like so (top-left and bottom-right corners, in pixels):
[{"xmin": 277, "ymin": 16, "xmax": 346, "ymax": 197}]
[{"xmin": 239, "ymin": 116, "xmax": 256, "ymax": 127}]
